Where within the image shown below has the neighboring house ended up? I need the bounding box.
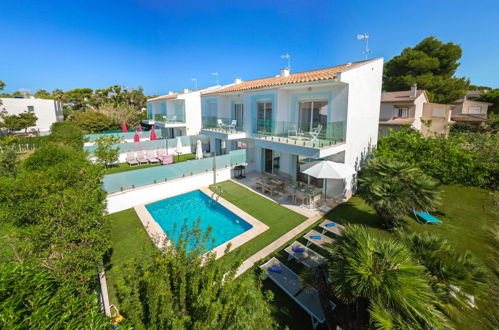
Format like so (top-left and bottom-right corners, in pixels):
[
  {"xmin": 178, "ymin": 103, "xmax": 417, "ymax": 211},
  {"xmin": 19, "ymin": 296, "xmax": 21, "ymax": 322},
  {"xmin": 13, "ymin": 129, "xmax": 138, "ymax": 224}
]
[
  {"xmin": 0, "ymin": 97, "xmax": 64, "ymax": 135},
  {"xmin": 144, "ymin": 85, "xmax": 228, "ymax": 138},
  {"xmin": 200, "ymin": 58, "xmax": 384, "ymax": 199},
  {"xmin": 379, "ymin": 84, "xmax": 453, "ymax": 137},
  {"xmin": 451, "ymin": 97, "xmax": 491, "ymax": 127},
  {"xmin": 465, "ymin": 89, "xmax": 490, "ymax": 100}
]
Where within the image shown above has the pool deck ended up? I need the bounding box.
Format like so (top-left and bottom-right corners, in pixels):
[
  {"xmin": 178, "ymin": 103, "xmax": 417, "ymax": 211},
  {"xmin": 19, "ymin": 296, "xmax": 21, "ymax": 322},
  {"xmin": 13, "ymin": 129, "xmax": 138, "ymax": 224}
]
[{"xmin": 134, "ymin": 187, "xmax": 269, "ymax": 260}]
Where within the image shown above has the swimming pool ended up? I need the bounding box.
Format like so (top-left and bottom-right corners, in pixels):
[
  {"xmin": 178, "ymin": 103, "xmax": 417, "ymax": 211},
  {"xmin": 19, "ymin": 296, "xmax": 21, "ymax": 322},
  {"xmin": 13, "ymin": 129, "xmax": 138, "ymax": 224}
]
[{"xmin": 145, "ymin": 190, "xmax": 253, "ymax": 250}]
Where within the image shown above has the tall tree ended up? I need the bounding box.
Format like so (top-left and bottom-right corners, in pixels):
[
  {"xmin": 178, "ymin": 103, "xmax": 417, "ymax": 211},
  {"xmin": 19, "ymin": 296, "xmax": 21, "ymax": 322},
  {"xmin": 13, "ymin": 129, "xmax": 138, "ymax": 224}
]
[
  {"xmin": 0, "ymin": 112, "xmax": 38, "ymax": 133},
  {"xmin": 476, "ymin": 89, "xmax": 499, "ymax": 114},
  {"xmin": 34, "ymin": 89, "xmax": 52, "ymax": 99},
  {"xmin": 359, "ymin": 156, "xmax": 440, "ymax": 228},
  {"xmin": 325, "ymin": 225, "xmax": 450, "ymax": 329},
  {"xmin": 384, "ymin": 36, "xmax": 469, "ymax": 103},
  {"xmin": 116, "ymin": 220, "xmax": 275, "ymax": 329}
]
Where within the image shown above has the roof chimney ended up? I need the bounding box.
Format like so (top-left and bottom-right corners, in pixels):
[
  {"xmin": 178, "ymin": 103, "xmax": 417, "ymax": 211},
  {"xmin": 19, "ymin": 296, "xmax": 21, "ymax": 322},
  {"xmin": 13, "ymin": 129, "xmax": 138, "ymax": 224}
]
[
  {"xmin": 410, "ymin": 83, "xmax": 417, "ymax": 97},
  {"xmin": 280, "ymin": 68, "xmax": 290, "ymax": 77},
  {"xmin": 168, "ymin": 90, "xmax": 174, "ymax": 95},
  {"xmin": 234, "ymin": 78, "xmax": 242, "ymax": 84},
  {"xmin": 183, "ymin": 88, "xmax": 189, "ymax": 93}
]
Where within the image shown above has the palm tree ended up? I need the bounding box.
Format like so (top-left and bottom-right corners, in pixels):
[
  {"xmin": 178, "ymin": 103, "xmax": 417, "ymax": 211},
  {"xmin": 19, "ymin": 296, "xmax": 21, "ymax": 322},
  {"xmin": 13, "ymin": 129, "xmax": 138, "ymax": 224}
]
[
  {"xmin": 399, "ymin": 231, "xmax": 488, "ymax": 318},
  {"xmin": 326, "ymin": 225, "xmax": 450, "ymax": 329},
  {"xmin": 359, "ymin": 157, "xmax": 440, "ymax": 228}
]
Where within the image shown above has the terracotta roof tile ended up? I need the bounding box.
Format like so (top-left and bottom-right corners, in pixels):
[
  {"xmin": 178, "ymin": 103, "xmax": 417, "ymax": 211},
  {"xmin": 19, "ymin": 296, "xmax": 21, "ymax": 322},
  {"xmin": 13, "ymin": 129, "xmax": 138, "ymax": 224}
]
[
  {"xmin": 379, "ymin": 118, "xmax": 415, "ymax": 126},
  {"xmin": 381, "ymin": 90, "xmax": 425, "ymax": 102},
  {"xmin": 204, "ymin": 59, "xmax": 374, "ymax": 95},
  {"xmin": 148, "ymin": 93, "xmax": 181, "ymax": 101}
]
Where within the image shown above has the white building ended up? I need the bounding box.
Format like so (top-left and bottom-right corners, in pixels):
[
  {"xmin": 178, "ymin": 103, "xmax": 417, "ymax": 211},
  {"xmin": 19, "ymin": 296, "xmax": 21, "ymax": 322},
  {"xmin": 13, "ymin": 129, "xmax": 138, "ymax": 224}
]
[
  {"xmin": 144, "ymin": 85, "xmax": 229, "ymax": 139},
  {"xmin": 200, "ymin": 58, "xmax": 384, "ymax": 199},
  {"xmin": 0, "ymin": 97, "xmax": 64, "ymax": 134}
]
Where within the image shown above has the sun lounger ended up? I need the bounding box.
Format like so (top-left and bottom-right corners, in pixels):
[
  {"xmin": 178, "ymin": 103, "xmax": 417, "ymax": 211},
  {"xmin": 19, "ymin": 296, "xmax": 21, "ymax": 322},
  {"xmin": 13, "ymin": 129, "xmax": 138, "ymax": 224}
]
[
  {"xmin": 162, "ymin": 155, "xmax": 173, "ymax": 165},
  {"xmin": 260, "ymin": 257, "xmax": 335, "ymax": 329},
  {"xmin": 285, "ymin": 241, "xmax": 325, "ymax": 268},
  {"xmin": 126, "ymin": 152, "xmax": 138, "ymax": 166},
  {"xmin": 136, "ymin": 150, "xmax": 149, "ymax": 165},
  {"xmin": 303, "ymin": 230, "xmax": 334, "ymax": 250},
  {"xmin": 412, "ymin": 209, "xmax": 442, "ymax": 224},
  {"xmin": 146, "ymin": 150, "xmax": 160, "ymax": 164},
  {"xmin": 319, "ymin": 220, "xmax": 345, "ymax": 236}
]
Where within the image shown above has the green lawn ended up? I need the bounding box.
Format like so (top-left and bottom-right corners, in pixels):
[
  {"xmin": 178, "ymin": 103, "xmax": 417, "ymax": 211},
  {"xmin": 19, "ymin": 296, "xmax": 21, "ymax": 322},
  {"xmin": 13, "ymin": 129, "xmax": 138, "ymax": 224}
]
[
  {"xmin": 105, "ymin": 180, "xmax": 308, "ymax": 305},
  {"xmin": 209, "ymin": 181, "xmax": 307, "ymax": 265},
  {"xmin": 104, "ymin": 208, "xmax": 156, "ymax": 304},
  {"xmin": 313, "ymin": 185, "xmax": 497, "ymax": 329},
  {"xmin": 104, "ymin": 153, "xmax": 196, "ymax": 175}
]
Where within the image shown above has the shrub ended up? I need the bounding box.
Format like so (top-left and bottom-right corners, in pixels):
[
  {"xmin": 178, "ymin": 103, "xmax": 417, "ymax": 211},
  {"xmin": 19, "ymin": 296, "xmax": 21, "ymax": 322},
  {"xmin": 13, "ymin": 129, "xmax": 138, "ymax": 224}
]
[{"xmin": 71, "ymin": 111, "xmax": 112, "ymax": 133}]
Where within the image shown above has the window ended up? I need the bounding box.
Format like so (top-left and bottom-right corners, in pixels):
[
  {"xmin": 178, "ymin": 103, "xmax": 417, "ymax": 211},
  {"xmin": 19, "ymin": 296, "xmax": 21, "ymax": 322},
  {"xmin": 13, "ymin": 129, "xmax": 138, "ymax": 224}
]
[
  {"xmin": 27, "ymin": 106, "xmax": 34, "ymax": 112},
  {"xmin": 207, "ymin": 101, "xmax": 217, "ymax": 117},
  {"xmin": 393, "ymin": 108, "xmax": 408, "ymax": 118},
  {"xmin": 233, "ymin": 103, "xmax": 243, "ymax": 129},
  {"xmin": 468, "ymin": 106, "xmax": 481, "ymax": 114},
  {"xmin": 256, "ymin": 102, "xmax": 272, "ymax": 133},
  {"xmin": 298, "ymin": 101, "xmax": 328, "ymax": 132},
  {"xmin": 432, "ymin": 108, "xmax": 445, "ymax": 117}
]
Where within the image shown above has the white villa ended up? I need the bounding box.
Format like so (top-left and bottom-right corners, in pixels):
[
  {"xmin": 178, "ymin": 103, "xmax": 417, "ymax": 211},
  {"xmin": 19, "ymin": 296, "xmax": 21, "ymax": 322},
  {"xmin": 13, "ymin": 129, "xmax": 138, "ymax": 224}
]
[
  {"xmin": 144, "ymin": 85, "xmax": 228, "ymax": 139},
  {"xmin": 0, "ymin": 97, "xmax": 64, "ymax": 134},
  {"xmin": 200, "ymin": 58, "xmax": 384, "ymax": 200}
]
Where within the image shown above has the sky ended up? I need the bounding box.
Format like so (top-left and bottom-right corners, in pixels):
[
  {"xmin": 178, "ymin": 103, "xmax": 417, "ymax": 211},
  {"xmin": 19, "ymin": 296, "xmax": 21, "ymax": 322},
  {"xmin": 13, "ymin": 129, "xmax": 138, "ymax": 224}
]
[{"xmin": 0, "ymin": 0, "xmax": 498, "ymax": 96}]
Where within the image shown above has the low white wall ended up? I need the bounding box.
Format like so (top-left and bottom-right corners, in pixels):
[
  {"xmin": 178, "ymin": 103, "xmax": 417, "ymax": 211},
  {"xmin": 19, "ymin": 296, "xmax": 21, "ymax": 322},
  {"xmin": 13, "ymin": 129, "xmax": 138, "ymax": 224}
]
[{"xmin": 106, "ymin": 168, "xmax": 232, "ymax": 214}]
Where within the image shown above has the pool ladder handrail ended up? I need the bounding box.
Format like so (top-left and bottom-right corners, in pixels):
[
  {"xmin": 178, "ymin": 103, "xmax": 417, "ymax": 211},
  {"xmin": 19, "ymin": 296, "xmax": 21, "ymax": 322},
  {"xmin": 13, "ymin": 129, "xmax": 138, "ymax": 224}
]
[{"xmin": 210, "ymin": 187, "xmax": 223, "ymax": 206}]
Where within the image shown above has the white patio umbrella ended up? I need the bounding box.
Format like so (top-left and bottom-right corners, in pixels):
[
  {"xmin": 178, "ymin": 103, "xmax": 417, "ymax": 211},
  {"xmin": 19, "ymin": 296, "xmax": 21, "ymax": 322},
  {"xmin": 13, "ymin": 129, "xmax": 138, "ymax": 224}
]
[
  {"xmin": 300, "ymin": 160, "xmax": 356, "ymax": 205},
  {"xmin": 195, "ymin": 139, "xmax": 203, "ymax": 159},
  {"xmin": 176, "ymin": 137, "xmax": 183, "ymax": 161}
]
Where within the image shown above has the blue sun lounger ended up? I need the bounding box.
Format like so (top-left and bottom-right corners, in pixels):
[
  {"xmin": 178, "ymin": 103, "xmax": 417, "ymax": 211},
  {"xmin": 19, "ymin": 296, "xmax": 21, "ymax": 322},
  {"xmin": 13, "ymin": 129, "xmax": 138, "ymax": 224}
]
[{"xmin": 413, "ymin": 209, "xmax": 442, "ymax": 224}]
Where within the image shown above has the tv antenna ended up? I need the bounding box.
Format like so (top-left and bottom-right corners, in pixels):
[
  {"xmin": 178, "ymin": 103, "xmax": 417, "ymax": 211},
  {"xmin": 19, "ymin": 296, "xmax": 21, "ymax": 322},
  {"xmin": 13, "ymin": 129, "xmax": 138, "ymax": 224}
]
[
  {"xmin": 211, "ymin": 72, "xmax": 219, "ymax": 85},
  {"xmin": 356, "ymin": 33, "xmax": 370, "ymax": 60},
  {"xmin": 280, "ymin": 53, "xmax": 291, "ymax": 70},
  {"xmin": 192, "ymin": 78, "xmax": 198, "ymax": 89}
]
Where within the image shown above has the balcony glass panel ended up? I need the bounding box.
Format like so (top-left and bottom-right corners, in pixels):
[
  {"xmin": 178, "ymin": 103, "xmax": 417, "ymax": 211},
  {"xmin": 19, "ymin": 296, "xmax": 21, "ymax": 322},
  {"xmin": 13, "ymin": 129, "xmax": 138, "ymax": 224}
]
[
  {"xmin": 102, "ymin": 149, "xmax": 246, "ymax": 193},
  {"xmin": 253, "ymin": 120, "xmax": 345, "ymax": 148},
  {"xmin": 202, "ymin": 116, "xmax": 245, "ymax": 133}
]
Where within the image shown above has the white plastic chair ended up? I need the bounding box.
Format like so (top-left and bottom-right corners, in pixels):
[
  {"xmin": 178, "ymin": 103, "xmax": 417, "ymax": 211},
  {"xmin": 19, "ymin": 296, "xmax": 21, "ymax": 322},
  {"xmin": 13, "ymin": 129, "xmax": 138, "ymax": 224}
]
[{"xmin": 308, "ymin": 124, "xmax": 322, "ymax": 142}]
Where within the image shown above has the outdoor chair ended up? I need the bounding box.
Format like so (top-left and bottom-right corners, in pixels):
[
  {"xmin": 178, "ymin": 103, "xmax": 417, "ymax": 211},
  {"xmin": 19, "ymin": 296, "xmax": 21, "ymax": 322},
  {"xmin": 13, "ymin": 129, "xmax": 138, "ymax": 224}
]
[
  {"xmin": 156, "ymin": 149, "xmax": 167, "ymax": 160},
  {"xmin": 126, "ymin": 152, "xmax": 139, "ymax": 166},
  {"xmin": 284, "ymin": 241, "xmax": 325, "ymax": 268},
  {"xmin": 136, "ymin": 150, "xmax": 149, "ymax": 165},
  {"xmin": 217, "ymin": 119, "xmax": 226, "ymax": 130},
  {"xmin": 146, "ymin": 150, "xmax": 160, "ymax": 164},
  {"xmin": 412, "ymin": 209, "xmax": 442, "ymax": 224},
  {"xmin": 227, "ymin": 120, "xmax": 237, "ymax": 131},
  {"xmin": 308, "ymin": 124, "xmax": 322, "ymax": 142},
  {"xmin": 319, "ymin": 220, "xmax": 345, "ymax": 236},
  {"xmin": 303, "ymin": 229, "xmax": 334, "ymax": 250},
  {"xmin": 162, "ymin": 155, "xmax": 174, "ymax": 165},
  {"xmin": 260, "ymin": 257, "xmax": 335, "ymax": 329},
  {"xmin": 288, "ymin": 124, "xmax": 303, "ymax": 140}
]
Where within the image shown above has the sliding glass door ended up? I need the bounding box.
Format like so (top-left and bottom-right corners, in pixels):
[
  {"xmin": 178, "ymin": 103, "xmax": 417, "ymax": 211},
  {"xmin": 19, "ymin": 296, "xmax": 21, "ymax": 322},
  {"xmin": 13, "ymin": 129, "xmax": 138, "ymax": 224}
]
[
  {"xmin": 298, "ymin": 101, "xmax": 328, "ymax": 133},
  {"xmin": 257, "ymin": 102, "xmax": 272, "ymax": 133},
  {"xmin": 233, "ymin": 103, "xmax": 244, "ymax": 129}
]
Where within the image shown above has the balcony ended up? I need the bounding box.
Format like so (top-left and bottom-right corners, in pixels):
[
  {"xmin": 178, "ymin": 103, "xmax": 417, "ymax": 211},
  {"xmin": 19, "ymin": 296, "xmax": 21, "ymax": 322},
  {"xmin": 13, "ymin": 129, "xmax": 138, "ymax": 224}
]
[
  {"xmin": 253, "ymin": 120, "xmax": 346, "ymax": 157},
  {"xmin": 200, "ymin": 116, "xmax": 247, "ymax": 140},
  {"xmin": 143, "ymin": 113, "xmax": 187, "ymax": 128}
]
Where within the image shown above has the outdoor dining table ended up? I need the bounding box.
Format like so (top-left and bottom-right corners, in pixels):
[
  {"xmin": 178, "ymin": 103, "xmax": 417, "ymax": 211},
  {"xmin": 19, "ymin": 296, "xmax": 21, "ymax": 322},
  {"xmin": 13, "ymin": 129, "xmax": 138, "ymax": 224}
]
[{"xmin": 287, "ymin": 183, "xmax": 322, "ymax": 208}]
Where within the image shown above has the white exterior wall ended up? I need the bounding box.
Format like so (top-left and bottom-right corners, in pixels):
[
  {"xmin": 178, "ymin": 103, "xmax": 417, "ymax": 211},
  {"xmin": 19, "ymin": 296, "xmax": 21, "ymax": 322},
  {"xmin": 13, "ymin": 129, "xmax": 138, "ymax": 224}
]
[
  {"xmin": 338, "ymin": 58, "xmax": 384, "ymax": 169},
  {"xmin": 179, "ymin": 91, "xmax": 202, "ymax": 135},
  {"xmin": 0, "ymin": 98, "xmax": 63, "ymax": 133},
  {"xmin": 412, "ymin": 94, "xmax": 426, "ymax": 131}
]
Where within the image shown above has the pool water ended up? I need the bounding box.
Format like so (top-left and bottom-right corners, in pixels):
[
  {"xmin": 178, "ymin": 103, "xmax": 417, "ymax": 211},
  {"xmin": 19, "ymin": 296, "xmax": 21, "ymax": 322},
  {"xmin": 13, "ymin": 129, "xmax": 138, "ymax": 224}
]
[{"xmin": 145, "ymin": 190, "xmax": 252, "ymax": 250}]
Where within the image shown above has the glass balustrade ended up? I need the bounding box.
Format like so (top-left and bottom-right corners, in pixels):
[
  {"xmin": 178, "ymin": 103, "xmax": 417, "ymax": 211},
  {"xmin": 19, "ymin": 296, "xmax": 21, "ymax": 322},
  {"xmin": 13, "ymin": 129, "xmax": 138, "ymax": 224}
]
[
  {"xmin": 102, "ymin": 149, "xmax": 247, "ymax": 193},
  {"xmin": 253, "ymin": 120, "xmax": 345, "ymax": 148},
  {"xmin": 202, "ymin": 116, "xmax": 244, "ymax": 133}
]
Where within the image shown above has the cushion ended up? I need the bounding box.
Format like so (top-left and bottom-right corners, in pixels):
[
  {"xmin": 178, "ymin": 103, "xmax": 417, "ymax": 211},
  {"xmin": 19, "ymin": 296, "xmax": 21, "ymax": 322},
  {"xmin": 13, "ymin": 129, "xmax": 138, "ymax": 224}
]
[
  {"xmin": 326, "ymin": 223, "xmax": 337, "ymax": 227},
  {"xmin": 310, "ymin": 235, "xmax": 322, "ymax": 240},
  {"xmin": 268, "ymin": 266, "xmax": 282, "ymax": 273},
  {"xmin": 292, "ymin": 247, "xmax": 306, "ymax": 253}
]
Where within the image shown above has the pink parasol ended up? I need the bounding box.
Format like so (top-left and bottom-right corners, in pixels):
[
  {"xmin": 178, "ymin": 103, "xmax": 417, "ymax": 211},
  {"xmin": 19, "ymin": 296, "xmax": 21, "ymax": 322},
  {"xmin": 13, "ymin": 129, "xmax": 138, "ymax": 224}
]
[
  {"xmin": 134, "ymin": 131, "xmax": 140, "ymax": 142},
  {"xmin": 121, "ymin": 121, "xmax": 128, "ymax": 133},
  {"xmin": 150, "ymin": 128, "xmax": 157, "ymax": 141}
]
